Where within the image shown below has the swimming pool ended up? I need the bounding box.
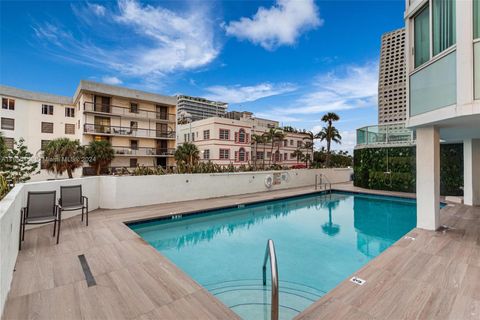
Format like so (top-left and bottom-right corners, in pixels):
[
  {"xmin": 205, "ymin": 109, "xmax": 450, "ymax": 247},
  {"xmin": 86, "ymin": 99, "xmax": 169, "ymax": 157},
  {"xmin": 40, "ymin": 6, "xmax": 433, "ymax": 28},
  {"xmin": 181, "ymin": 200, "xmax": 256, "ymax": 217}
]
[{"xmin": 129, "ymin": 192, "xmax": 417, "ymax": 319}]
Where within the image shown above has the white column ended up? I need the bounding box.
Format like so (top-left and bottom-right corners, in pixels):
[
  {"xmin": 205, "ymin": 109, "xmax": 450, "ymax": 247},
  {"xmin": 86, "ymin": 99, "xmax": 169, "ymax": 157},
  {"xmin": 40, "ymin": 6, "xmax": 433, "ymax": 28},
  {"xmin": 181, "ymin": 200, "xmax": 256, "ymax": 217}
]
[
  {"xmin": 416, "ymin": 127, "xmax": 440, "ymax": 230},
  {"xmin": 456, "ymin": 0, "xmax": 474, "ymax": 108},
  {"xmin": 464, "ymin": 139, "xmax": 480, "ymax": 206}
]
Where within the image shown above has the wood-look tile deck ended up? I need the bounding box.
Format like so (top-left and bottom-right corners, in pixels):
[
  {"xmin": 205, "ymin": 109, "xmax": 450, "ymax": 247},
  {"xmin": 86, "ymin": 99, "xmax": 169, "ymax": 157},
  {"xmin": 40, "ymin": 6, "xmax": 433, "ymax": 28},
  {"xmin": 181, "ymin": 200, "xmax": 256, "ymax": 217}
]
[{"xmin": 2, "ymin": 183, "xmax": 479, "ymax": 320}]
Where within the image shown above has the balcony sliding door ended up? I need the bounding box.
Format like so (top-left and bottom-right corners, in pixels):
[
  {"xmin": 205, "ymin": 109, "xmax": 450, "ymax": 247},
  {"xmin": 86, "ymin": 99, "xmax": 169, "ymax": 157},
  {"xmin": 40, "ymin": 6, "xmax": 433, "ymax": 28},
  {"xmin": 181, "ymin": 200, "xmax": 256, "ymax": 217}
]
[
  {"xmin": 414, "ymin": 5, "xmax": 430, "ymax": 68},
  {"xmin": 432, "ymin": 0, "xmax": 456, "ymax": 56}
]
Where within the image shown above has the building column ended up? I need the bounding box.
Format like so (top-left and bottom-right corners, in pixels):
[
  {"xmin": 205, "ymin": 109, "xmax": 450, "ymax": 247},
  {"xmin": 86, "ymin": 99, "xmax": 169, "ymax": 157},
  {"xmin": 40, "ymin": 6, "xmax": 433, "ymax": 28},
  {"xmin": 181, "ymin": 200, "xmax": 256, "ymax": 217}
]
[
  {"xmin": 416, "ymin": 127, "xmax": 440, "ymax": 230},
  {"xmin": 464, "ymin": 139, "xmax": 480, "ymax": 206}
]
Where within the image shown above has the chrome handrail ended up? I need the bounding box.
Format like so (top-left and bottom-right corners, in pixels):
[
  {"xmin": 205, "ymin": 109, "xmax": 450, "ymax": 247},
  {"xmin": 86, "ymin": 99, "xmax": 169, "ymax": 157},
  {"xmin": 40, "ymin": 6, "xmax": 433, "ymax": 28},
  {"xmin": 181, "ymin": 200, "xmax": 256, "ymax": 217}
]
[{"xmin": 262, "ymin": 239, "xmax": 279, "ymax": 320}]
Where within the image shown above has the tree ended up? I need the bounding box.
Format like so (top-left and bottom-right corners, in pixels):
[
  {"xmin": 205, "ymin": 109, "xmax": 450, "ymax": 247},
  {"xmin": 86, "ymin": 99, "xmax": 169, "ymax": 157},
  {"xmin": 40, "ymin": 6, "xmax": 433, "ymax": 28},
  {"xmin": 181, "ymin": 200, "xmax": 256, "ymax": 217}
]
[
  {"xmin": 42, "ymin": 138, "xmax": 84, "ymax": 178},
  {"xmin": 85, "ymin": 140, "xmax": 115, "ymax": 175},
  {"xmin": 263, "ymin": 128, "xmax": 285, "ymax": 166},
  {"xmin": 316, "ymin": 113, "xmax": 342, "ymax": 167},
  {"xmin": 303, "ymin": 139, "xmax": 315, "ymax": 168},
  {"xmin": 0, "ymin": 138, "xmax": 39, "ymax": 184},
  {"xmin": 174, "ymin": 142, "xmax": 200, "ymax": 172},
  {"xmin": 292, "ymin": 148, "xmax": 304, "ymax": 163},
  {"xmin": 250, "ymin": 134, "xmax": 264, "ymax": 170}
]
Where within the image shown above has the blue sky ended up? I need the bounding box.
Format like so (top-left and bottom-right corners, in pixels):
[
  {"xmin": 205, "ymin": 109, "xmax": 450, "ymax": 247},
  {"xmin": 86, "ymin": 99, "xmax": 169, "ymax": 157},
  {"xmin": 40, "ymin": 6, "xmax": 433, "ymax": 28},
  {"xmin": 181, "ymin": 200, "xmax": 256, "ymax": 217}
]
[{"xmin": 0, "ymin": 0, "xmax": 405, "ymax": 151}]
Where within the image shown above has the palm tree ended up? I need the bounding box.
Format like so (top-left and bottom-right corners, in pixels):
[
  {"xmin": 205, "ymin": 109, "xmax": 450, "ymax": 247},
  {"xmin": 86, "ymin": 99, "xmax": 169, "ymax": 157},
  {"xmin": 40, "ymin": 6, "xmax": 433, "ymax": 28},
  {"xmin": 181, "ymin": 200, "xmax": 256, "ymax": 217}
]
[
  {"xmin": 263, "ymin": 128, "xmax": 285, "ymax": 166},
  {"xmin": 316, "ymin": 113, "xmax": 342, "ymax": 167},
  {"xmin": 42, "ymin": 138, "xmax": 84, "ymax": 178},
  {"xmin": 85, "ymin": 140, "xmax": 115, "ymax": 175},
  {"xmin": 251, "ymin": 134, "xmax": 264, "ymax": 170},
  {"xmin": 174, "ymin": 142, "xmax": 200, "ymax": 172},
  {"xmin": 292, "ymin": 148, "xmax": 304, "ymax": 163},
  {"xmin": 303, "ymin": 139, "xmax": 315, "ymax": 168}
]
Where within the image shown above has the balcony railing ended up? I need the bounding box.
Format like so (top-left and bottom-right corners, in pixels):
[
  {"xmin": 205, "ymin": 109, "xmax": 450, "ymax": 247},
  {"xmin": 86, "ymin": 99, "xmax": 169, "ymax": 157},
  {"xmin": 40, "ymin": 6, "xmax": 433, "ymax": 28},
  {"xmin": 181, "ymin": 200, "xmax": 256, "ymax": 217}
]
[
  {"xmin": 356, "ymin": 123, "xmax": 415, "ymax": 147},
  {"xmin": 84, "ymin": 123, "xmax": 175, "ymax": 139},
  {"xmin": 112, "ymin": 146, "xmax": 175, "ymax": 156},
  {"xmin": 84, "ymin": 102, "xmax": 176, "ymax": 122}
]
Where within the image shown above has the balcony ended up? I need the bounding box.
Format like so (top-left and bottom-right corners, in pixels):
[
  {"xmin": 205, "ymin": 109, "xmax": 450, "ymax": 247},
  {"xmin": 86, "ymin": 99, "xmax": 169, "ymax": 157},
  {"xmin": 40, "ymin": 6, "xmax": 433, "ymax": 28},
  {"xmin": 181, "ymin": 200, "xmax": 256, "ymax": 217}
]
[
  {"xmin": 112, "ymin": 146, "xmax": 175, "ymax": 156},
  {"xmin": 84, "ymin": 102, "xmax": 176, "ymax": 122},
  {"xmin": 84, "ymin": 123, "xmax": 175, "ymax": 139},
  {"xmin": 356, "ymin": 124, "xmax": 415, "ymax": 148}
]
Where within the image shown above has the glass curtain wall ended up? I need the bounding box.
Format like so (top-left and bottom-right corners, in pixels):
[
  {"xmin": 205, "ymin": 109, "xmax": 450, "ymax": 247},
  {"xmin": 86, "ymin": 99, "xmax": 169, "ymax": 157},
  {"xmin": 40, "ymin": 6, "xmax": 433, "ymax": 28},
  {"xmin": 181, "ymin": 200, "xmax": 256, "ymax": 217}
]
[
  {"xmin": 475, "ymin": 0, "xmax": 480, "ymax": 40},
  {"xmin": 414, "ymin": 5, "xmax": 430, "ymax": 68},
  {"xmin": 433, "ymin": 0, "xmax": 456, "ymax": 56}
]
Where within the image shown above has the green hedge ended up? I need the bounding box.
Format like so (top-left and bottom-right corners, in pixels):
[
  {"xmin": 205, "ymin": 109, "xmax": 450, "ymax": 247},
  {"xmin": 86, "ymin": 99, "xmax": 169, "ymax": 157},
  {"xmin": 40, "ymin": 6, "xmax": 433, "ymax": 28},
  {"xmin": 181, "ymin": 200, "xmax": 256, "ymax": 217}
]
[{"xmin": 353, "ymin": 144, "xmax": 463, "ymax": 195}]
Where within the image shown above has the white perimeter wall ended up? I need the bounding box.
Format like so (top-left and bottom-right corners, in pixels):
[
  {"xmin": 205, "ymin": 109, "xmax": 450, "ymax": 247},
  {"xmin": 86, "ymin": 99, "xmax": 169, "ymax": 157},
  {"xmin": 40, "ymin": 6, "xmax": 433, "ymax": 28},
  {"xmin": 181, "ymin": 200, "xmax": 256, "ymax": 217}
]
[{"xmin": 0, "ymin": 168, "xmax": 352, "ymax": 314}]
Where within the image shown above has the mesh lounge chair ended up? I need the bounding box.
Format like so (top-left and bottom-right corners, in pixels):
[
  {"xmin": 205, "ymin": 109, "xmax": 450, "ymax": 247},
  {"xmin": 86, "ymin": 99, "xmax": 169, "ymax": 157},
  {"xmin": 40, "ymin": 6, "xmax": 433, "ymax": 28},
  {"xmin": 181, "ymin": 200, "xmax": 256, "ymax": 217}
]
[
  {"xmin": 59, "ymin": 185, "xmax": 89, "ymax": 226},
  {"xmin": 20, "ymin": 191, "xmax": 61, "ymax": 250}
]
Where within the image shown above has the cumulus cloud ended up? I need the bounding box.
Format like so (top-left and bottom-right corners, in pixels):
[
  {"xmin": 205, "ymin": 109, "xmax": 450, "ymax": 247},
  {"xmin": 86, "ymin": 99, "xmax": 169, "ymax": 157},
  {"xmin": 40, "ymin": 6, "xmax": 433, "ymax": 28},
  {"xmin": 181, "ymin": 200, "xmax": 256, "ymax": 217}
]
[
  {"xmin": 101, "ymin": 76, "xmax": 123, "ymax": 85},
  {"xmin": 204, "ymin": 82, "xmax": 297, "ymax": 103},
  {"xmin": 267, "ymin": 62, "xmax": 378, "ymax": 115},
  {"xmin": 224, "ymin": 0, "xmax": 322, "ymax": 50},
  {"xmin": 88, "ymin": 3, "xmax": 106, "ymax": 16},
  {"xmin": 33, "ymin": 0, "xmax": 219, "ymax": 81}
]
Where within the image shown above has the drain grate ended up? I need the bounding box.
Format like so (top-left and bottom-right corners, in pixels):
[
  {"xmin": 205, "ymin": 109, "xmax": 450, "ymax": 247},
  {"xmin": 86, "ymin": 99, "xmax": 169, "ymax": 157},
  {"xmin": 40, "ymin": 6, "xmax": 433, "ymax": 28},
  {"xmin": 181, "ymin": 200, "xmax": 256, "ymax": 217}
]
[{"xmin": 78, "ymin": 254, "xmax": 96, "ymax": 287}]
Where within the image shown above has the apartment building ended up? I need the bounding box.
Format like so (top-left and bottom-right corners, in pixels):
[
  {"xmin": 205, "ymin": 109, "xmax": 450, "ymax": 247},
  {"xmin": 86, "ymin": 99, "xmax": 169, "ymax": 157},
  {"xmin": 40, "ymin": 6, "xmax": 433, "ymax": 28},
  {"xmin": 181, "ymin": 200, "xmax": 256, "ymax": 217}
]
[
  {"xmin": 177, "ymin": 95, "xmax": 227, "ymax": 121},
  {"xmin": 405, "ymin": 0, "xmax": 480, "ymax": 229},
  {"xmin": 0, "ymin": 81, "xmax": 177, "ymax": 180},
  {"xmin": 177, "ymin": 112, "xmax": 312, "ymax": 167},
  {"xmin": 378, "ymin": 28, "xmax": 407, "ymax": 124},
  {"xmin": 0, "ymin": 86, "xmax": 79, "ymax": 180}
]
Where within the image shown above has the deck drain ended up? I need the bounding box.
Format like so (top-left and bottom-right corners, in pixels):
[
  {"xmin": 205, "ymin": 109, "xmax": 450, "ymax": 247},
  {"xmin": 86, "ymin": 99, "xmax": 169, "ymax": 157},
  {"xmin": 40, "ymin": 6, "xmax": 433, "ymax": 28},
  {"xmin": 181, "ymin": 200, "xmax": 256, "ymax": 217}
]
[
  {"xmin": 404, "ymin": 236, "xmax": 416, "ymax": 240},
  {"xmin": 350, "ymin": 276, "xmax": 366, "ymax": 286},
  {"xmin": 78, "ymin": 254, "xmax": 96, "ymax": 287}
]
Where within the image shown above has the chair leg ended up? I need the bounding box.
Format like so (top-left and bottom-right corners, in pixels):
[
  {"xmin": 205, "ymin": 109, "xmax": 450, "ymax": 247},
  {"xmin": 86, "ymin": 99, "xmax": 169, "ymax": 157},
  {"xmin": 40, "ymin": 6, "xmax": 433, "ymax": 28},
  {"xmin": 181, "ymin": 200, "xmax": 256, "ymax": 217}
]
[
  {"xmin": 53, "ymin": 218, "xmax": 56, "ymax": 237},
  {"xmin": 86, "ymin": 206, "xmax": 88, "ymax": 227},
  {"xmin": 56, "ymin": 216, "xmax": 61, "ymax": 245},
  {"xmin": 81, "ymin": 208, "xmax": 84, "ymax": 222},
  {"xmin": 19, "ymin": 212, "xmax": 23, "ymax": 251},
  {"xmin": 22, "ymin": 217, "xmax": 26, "ymax": 241}
]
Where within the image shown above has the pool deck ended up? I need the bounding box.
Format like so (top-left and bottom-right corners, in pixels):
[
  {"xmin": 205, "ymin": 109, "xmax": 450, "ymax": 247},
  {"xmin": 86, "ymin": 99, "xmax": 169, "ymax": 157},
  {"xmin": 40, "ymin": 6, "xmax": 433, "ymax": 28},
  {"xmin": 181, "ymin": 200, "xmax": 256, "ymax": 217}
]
[{"xmin": 2, "ymin": 183, "xmax": 479, "ymax": 319}]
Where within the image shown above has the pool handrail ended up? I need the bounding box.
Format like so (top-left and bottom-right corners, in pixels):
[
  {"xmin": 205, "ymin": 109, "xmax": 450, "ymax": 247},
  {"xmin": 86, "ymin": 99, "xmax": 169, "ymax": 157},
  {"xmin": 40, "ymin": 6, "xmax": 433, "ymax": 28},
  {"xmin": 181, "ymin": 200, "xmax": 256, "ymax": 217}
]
[{"xmin": 262, "ymin": 239, "xmax": 279, "ymax": 320}]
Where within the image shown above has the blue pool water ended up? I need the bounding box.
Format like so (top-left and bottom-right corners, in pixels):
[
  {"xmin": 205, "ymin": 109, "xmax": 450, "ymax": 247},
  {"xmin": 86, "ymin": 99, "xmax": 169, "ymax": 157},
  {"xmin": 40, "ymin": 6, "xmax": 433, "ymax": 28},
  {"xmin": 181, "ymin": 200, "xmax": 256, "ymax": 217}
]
[{"xmin": 129, "ymin": 192, "xmax": 417, "ymax": 319}]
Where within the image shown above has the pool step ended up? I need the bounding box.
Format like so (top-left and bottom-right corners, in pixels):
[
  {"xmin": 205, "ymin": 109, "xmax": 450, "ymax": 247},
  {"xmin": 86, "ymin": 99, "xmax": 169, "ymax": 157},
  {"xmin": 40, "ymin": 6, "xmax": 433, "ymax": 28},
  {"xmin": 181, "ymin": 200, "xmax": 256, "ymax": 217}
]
[{"xmin": 204, "ymin": 279, "xmax": 325, "ymax": 319}]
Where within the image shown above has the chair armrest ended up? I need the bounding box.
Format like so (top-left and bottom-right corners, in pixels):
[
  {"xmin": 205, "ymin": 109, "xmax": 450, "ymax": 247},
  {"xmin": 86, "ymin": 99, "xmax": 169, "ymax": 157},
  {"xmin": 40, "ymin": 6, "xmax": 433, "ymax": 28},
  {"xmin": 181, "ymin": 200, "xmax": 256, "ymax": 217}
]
[
  {"xmin": 82, "ymin": 196, "xmax": 88, "ymax": 204},
  {"xmin": 58, "ymin": 198, "xmax": 62, "ymax": 206}
]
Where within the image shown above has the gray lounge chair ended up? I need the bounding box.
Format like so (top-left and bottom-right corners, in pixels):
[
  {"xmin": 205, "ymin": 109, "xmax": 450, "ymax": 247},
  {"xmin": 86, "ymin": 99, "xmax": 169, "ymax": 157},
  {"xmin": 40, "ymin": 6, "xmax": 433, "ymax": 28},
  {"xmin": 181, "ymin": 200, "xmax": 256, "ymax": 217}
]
[
  {"xmin": 59, "ymin": 185, "xmax": 89, "ymax": 226},
  {"xmin": 20, "ymin": 191, "xmax": 61, "ymax": 250}
]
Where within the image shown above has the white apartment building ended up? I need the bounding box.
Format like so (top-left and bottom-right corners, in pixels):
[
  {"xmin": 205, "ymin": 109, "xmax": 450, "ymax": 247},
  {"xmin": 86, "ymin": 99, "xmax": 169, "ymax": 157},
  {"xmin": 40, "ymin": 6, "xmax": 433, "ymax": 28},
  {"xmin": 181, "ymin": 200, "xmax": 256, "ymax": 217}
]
[
  {"xmin": 378, "ymin": 28, "xmax": 407, "ymax": 124},
  {"xmin": 177, "ymin": 112, "xmax": 312, "ymax": 168},
  {"xmin": 177, "ymin": 95, "xmax": 227, "ymax": 121},
  {"xmin": 0, "ymin": 81, "xmax": 177, "ymax": 180},
  {"xmin": 405, "ymin": 0, "xmax": 480, "ymax": 230}
]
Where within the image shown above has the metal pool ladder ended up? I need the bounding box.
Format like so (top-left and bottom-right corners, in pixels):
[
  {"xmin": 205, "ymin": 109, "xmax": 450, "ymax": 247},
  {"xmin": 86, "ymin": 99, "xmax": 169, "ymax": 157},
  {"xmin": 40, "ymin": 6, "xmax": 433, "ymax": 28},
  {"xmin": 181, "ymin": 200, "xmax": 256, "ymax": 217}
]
[
  {"xmin": 315, "ymin": 174, "xmax": 332, "ymax": 194},
  {"xmin": 262, "ymin": 239, "xmax": 279, "ymax": 320}
]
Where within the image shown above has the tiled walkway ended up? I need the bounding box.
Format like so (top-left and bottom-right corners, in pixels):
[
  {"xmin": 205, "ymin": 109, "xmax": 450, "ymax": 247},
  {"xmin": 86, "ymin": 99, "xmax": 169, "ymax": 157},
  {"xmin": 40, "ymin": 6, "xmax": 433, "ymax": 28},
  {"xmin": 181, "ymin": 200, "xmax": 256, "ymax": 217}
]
[{"xmin": 2, "ymin": 184, "xmax": 479, "ymax": 319}]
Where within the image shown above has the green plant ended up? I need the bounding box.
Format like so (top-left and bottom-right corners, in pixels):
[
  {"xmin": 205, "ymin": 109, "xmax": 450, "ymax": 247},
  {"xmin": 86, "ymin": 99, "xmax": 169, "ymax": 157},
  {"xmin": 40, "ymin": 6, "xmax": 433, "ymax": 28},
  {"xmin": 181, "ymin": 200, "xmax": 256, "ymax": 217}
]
[
  {"xmin": 263, "ymin": 128, "xmax": 285, "ymax": 166},
  {"xmin": 42, "ymin": 138, "xmax": 84, "ymax": 178},
  {"xmin": 85, "ymin": 140, "xmax": 115, "ymax": 175},
  {"xmin": 316, "ymin": 113, "xmax": 342, "ymax": 167},
  {"xmin": 0, "ymin": 174, "xmax": 9, "ymax": 200},
  {"xmin": 174, "ymin": 142, "xmax": 200, "ymax": 172},
  {"xmin": 0, "ymin": 138, "xmax": 39, "ymax": 185}
]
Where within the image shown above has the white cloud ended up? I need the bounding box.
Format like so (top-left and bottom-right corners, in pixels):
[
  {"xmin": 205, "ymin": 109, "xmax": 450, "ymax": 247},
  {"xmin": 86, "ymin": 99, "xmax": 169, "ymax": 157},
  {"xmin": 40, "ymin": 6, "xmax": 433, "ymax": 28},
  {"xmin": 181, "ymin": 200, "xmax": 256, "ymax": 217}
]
[
  {"xmin": 101, "ymin": 76, "xmax": 123, "ymax": 85},
  {"xmin": 224, "ymin": 0, "xmax": 322, "ymax": 50},
  {"xmin": 88, "ymin": 3, "xmax": 106, "ymax": 16},
  {"xmin": 204, "ymin": 82, "xmax": 297, "ymax": 103},
  {"xmin": 269, "ymin": 62, "xmax": 378, "ymax": 115},
  {"xmin": 33, "ymin": 0, "xmax": 219, "ymax": 81}
]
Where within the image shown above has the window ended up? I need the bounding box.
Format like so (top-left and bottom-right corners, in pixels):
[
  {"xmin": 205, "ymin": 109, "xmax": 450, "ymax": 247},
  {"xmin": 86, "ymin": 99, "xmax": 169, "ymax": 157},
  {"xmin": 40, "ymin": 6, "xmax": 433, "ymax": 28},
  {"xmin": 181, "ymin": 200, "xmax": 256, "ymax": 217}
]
[
  {"xmin": 65, "ymin": 123, "xmax": 75, "ymax": 135},
  {"xmin": 475, "ymin": 0, "xmax": 480, "ymax": 39},
  {"xmin": 219, "ymin": 129, "xmax": 230, "ymax": 140},
  {"xmin": 130, "ymin": 121, "xmax": 138, "ymax": 131},
  {"xmin": 284, "ymin": 153, "xmax": 288, "ymax": 160},
  {"xmin": 256, "ymin": 151, "xmax": 264, "ymax": 160},
  {"xmin": 2, "ymin": 98, "xmax": 14, "ymax": 110},
  {"xmin": 130, "ymin": 102, "xmax": 138, "ymax": 113},
  {"xmin": 297, "ymin": 141, "xmax": 303, "ymax": 148},
  {"xmin": 237, "ymin": 148, "xmax": 246, "ymax": 161},
  {"xmin": 432, "ymin": 0, "xmax": 456, "ymax": 56},
  {"xmin": 130, "ymin": 158, "xmax": 138, "ymax": 167},
  {"xmin": 414, "ymin": 5, "xmax": 430, "ymax": 68},
  {"xmin": 1, "ymin": 118, "xmax": 14, "ymax": 130},
  {"xmin": 283, "ymin": 140, "xmax": 287, "ymax": 147},
  {"xmin": 203, "ymin": 130, "xmax": 210, "ymax": 140},
  {"xmin": 191, "ymin": 132, "xmax": 195, "ymax": 142},
  {"xmin": 65, "ymin": 107, "xmax": 75, "ymax": 117},
  {"xmin": 41, "ymin": 104, "xmax": 54, "ymax": 115},
  {"xmin": 78, "ymin": 120, "xmax": 80, "ymax": 129},
  {"xmin": 290, "ymin": 139, "xmax": 294, "ymax": 146},
  {"xmin": 41, "ymin": 140, "xmax": 51, "ymax": 150},
  {"xmin": 238, "ymin": 129, "xmax": 246, "ymax": 143},
  {"xmin": 4, "ymin": 137, "xmax": 14, "ymax": 149},
  {"xmin": 130, "ymin": 140, "xmax": 138, "ymax": 150},
  {"xmin": 184, "ymin": 133, "xmax": 189, "ymax": 142},
  {"xmin": 219, "ymin": 149, "xmax": 230, "ymax": 160},
  {"xmin": 203, "ymin": 149, "xmax": 210, "ymax": 160},
  {"xmin": 41, "ymin": 122, "xmax": 54, "ymax": 133}
]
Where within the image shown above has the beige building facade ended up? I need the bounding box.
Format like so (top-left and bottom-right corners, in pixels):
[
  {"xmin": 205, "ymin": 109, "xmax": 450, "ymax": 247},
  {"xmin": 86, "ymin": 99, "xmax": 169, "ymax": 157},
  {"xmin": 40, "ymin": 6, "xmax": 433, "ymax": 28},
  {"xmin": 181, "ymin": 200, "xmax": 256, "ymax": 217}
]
[{"xmin": 0, "ymin": 81, "xmax": 177, "ymax": 180}]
